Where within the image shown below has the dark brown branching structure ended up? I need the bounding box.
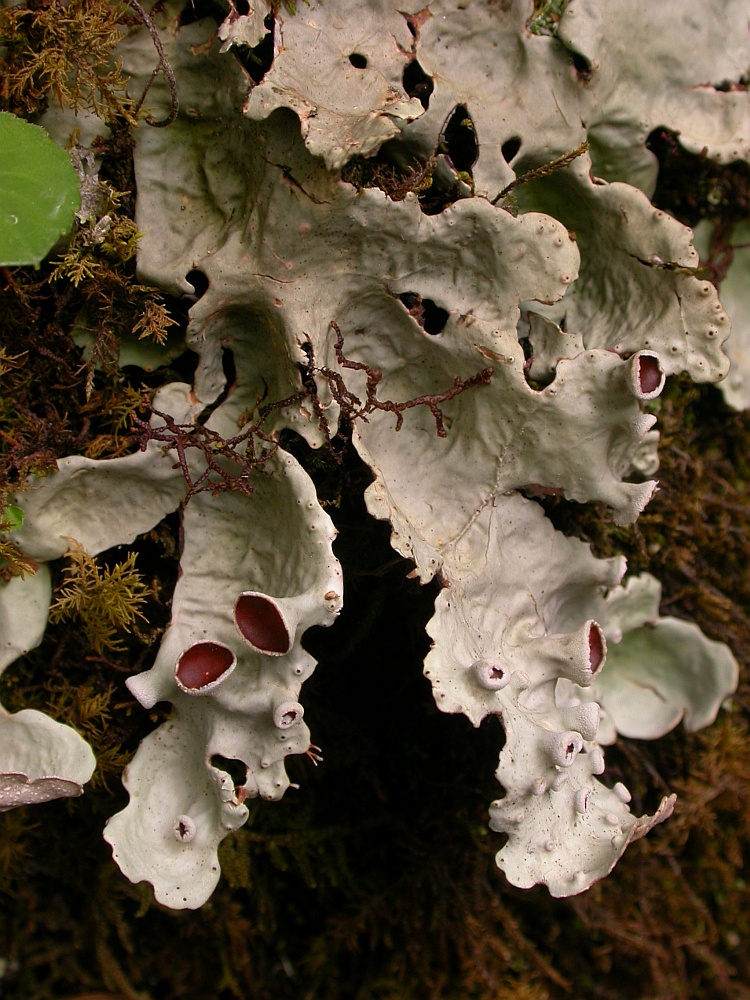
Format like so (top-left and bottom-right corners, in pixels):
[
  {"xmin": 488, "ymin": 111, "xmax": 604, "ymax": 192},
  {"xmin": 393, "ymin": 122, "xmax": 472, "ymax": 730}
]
[
  {"xmin": 135, "ymin": 321, "xmax": 492, "ymax": 503},
  {"xmin": 134, "ymin": 390, "xmax": 306, "ymax": 502},
  {"xmin": 318, "ymin": 321, "xmax": 493, "ymax": 438},
  {"xmin": 125, "ymin": 0, "xmax": 179, "ymax": 127}
]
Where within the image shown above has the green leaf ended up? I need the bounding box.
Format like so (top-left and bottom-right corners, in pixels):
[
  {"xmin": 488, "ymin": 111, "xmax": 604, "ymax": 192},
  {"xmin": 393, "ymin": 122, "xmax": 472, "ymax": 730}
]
[{"xmin": 0, "ymin": 112, "xmax": 80, "ymax": 267}]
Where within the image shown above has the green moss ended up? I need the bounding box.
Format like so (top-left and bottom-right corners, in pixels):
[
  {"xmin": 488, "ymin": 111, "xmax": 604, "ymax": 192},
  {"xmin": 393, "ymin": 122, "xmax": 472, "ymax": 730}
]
[
  {"xmin": 527, "ymin": 0, "xmax": 570, "ymax": 36},
  {"xmin": 48, "ymin": 542, "xmax": 150, "ymax": 653},
  {"xmin": 0, "ymin": 0, "xmax": 134, "ymax": 121}
]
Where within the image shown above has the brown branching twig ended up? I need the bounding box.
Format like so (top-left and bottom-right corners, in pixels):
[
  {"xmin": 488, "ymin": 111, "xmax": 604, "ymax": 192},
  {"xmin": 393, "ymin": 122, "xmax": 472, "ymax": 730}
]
[
  {"xmin": 134, "ymin": 390, "xmax": 305, "ymax": 502},
  {"xmin": 125, "ymin": 0, "xmax": 178, "ymax": 127},
  {"xmin": 318, "ymin": 321, "xmax": 493, "ymax": 438},
  {"xmin": 492, "ymin": 140, "xmax": 589, "ymax": 205},
  {"xmin": 136, "ymin": 320, "xmax": 492, "ymax": 501}
]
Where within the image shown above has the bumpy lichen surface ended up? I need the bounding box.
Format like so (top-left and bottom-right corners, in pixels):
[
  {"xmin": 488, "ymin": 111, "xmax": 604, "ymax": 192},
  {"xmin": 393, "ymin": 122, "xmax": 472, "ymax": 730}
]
[{"xmin": 1, "ymin": 0, "xmax": 746, "ymax": 908}]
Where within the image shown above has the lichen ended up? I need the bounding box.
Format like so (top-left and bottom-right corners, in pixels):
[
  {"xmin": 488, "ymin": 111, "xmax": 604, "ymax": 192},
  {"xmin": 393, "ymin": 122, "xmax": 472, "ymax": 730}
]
[{"xmin": 0, "ymin": 0, "xmax": 748, "ymax": 994}]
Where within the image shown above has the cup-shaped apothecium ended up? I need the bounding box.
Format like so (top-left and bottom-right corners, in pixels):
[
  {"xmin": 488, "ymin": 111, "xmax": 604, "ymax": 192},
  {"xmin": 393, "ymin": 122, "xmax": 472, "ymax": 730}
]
[
  {"xmin": 234, "ymin": 592, "xmax": 293, "ymax": 655},
  {"xmin": 175, "ymin": 641, "xmax": 237, "ymax": 695},
  {"xmin": 629, "ymin": 350, "xmax": 665, "ymax": 400}
]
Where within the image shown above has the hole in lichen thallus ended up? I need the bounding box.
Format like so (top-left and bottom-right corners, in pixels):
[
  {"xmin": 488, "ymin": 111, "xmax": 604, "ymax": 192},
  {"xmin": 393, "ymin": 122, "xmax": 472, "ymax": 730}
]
[
  {"xmin": 185, "ymin": 268, "xmax": 209, "ymax": 300},
  {"xmin": 398, "ymin": 292, "xmax": 449, "ymax": 335},
  {"xmin": 210, "ymin": 754, "xmax": 248, "ymax": 791},
  {"xmin": 441, "ymin": 105, "xmax": 478, "ymax": 174},
  {"xmin": 348, "ymin": 53, "xmax": 368, "ymax": 69},
  {"xmin": 220, "ymin": 344, "xmax": 237, "ymax": 390},
  {"xmin": 192, "ymin": 346, "xmax": 236, "ymax": 426},
  {"xmin": 403, "ymin": 59, "xmax": 434, "ymax": 110},
  {"xmin": 501, "ymin": 136, "xmax": 522, "ymax": 163},
  {"xmin": 229, "ymin": 13, "xmax": 275, "ymax": 84},
  {"xmin": 571, "ymin": 51, "xmax": 593, "ymax": 81},
  {"xmin": 518, "ymin": 335, "xmax": 540, "ymax": 388},
  {"xmin": 234, "ymin": 593, "xmax": 292, "ymax": 654},
  {"xmin": 144, "ymin": 271, "xmax": 207, "ymax": 382},
  {"xmin": 645, "ymin": 126, "xmax": 750, "ymax": 229}
]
